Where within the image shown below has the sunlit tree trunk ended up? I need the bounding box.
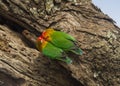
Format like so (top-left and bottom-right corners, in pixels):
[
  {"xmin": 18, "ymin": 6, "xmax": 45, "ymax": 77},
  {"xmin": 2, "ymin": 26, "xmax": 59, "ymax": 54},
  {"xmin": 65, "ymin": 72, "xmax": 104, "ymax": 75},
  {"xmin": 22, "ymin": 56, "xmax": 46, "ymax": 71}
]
[{"xmin": 0, "ymin": 0, "xmax": 120, "ymax": 86}]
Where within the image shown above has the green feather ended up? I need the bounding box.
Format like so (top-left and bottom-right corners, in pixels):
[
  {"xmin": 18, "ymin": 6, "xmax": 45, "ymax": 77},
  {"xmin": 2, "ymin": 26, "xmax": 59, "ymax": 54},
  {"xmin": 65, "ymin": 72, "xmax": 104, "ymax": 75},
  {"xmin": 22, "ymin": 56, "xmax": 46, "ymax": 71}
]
[
  {"xmin": 50, "ymin": 31, "xmax": 75, "ymax": 50},
  {"xmin": 56, "ymin": 56, "xmax": 72, "ymax": 64},
  {"xmin": 42, "ymin": 42, "xmax": 63, "ymax": 59},
  {"xmin": 49, "ymin": 30, "xmax": 83, "ymax": 55},
  {"xmin": 70, "ymin": 48, "xmax": 83, "ymax": 55},
  {"xmin": 42, "ymin": 42, "xmax": 73, "ymax": 64},
  {"xmin": 58, "ymin": 31, "xmax": 76, "ymax": 41}
]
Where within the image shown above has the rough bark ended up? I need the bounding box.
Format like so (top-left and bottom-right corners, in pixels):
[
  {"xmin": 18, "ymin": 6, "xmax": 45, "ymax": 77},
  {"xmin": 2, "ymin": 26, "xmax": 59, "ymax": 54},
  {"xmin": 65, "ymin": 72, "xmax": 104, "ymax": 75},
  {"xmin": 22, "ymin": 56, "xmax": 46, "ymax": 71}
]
[{"xmin": 0, "ymin": 0, "xmax": 120, "ymax": 86}]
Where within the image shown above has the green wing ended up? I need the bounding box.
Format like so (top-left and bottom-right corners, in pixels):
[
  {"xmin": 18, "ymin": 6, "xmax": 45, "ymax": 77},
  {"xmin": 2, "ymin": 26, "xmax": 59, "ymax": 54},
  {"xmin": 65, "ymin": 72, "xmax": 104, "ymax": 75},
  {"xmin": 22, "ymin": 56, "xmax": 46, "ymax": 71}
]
[
  {"xmin": 42, "ymin": 42, "xmax": 63, "ymax": 59},
  {"xmin": 50, "ymin": 31, "xmax": 75, "ymax": 50},
  {"xmin": 42, "ymin": 42, "xmax": 73, "ymax": 63},
  {"xmin": 56, "ymin": 31, "xmax": 76, "ymax": 41},
  {"xmin": 36, "ymin": 39, "xmax": 73, "ymax": 63},
  {"xmin": 50, "ymin": 31, "xmax": 83, "ymax": 55}
]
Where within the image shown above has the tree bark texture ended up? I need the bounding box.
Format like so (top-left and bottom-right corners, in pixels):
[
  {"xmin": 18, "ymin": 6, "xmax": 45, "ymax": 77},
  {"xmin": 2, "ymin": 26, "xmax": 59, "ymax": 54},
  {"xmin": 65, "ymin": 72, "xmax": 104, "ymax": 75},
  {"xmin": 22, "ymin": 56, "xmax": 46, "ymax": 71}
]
[{"xmin": 0, "ymin": 0, "xmax": 120, "ymax": 86}]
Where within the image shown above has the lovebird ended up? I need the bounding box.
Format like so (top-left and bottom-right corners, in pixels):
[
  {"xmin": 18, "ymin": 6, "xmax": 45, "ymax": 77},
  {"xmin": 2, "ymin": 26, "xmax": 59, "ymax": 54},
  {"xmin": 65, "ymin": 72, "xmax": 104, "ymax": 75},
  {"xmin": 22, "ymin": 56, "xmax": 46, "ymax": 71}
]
[
  {"xmin": 36, "ymin": 36, "xmax": 72, "ymax": 64},
  {"xmin": 41, "ymin": 28, "xmax": 83, "ymax": 55}
]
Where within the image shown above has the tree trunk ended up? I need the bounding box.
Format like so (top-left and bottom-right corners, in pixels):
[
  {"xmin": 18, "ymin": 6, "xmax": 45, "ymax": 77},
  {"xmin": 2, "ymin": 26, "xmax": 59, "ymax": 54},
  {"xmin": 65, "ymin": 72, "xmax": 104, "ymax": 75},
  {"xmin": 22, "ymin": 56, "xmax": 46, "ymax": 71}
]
[{"xmin": 0, "ymin": 0, "xmax": 120, "ymax": 86}]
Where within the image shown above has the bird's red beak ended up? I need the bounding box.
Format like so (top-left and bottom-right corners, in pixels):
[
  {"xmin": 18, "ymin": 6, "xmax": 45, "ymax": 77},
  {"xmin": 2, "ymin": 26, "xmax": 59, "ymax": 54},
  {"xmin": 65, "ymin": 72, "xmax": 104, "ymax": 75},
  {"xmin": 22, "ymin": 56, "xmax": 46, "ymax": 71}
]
[{"xmin": 38, "ymin": 36, "xmax": 43, "ymax": 40}]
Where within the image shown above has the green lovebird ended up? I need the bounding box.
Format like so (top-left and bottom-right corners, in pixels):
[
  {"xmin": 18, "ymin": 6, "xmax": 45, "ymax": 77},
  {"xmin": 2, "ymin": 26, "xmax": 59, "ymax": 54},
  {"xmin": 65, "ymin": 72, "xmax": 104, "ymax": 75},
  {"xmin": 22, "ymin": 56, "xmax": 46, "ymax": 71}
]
[
  {"xmin": 41, "ymin": 28, "xmax": 83, "ymax": 55},
  {"xmin": 36, "ymin": 36, "xmax": 72, "ymax": 64}
]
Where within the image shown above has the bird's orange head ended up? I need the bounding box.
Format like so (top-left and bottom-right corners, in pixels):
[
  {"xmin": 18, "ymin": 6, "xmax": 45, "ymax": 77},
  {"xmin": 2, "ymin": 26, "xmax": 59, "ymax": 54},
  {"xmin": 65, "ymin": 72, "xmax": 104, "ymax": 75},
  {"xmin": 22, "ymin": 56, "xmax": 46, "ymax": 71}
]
[
  {"xmin": 42, "ymin": 28, "xmax": 54, "ymax": 41},
  {"xmin": 36, "ymin": 36, "xmax": 48, "ymax": 51}
]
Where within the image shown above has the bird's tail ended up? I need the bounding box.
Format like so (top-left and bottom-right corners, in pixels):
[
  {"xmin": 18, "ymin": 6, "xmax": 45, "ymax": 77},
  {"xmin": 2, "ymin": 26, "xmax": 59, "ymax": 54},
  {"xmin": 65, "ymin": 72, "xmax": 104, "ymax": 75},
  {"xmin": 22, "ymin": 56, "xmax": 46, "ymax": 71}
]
[
  {"xmin": 70, "ymin": 48, "xmax": 83, "ymax": 55},
  {"xmin": 64, "ymin": 57, "xmax": 72, "ymax": 64},
  {"xmin": 56, "ymin": 57, "xmax": 72, "ymax": 64}
]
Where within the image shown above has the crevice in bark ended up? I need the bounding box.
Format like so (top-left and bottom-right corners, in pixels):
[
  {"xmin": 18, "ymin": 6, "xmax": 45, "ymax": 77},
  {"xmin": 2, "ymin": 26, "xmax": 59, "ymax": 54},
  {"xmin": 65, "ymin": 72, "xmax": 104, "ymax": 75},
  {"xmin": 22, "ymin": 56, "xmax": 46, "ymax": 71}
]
[
  {"xmin": 0, "ymin": 15, "xmax": 39, "ymax": 48},
  {"xmin": 0, "ymin": 16, "xmax": 85, "ymax": 86},
  {"xmin": 0, "ymin": 13, "xmax": 40, "ymax": 35},
  {"xmin": 0, "ymin": 71, "xmax": 25, "ymax": 86},
  {"xmin": 0, "ymin": 0, "xmax": 120, "ymax": 86}
]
